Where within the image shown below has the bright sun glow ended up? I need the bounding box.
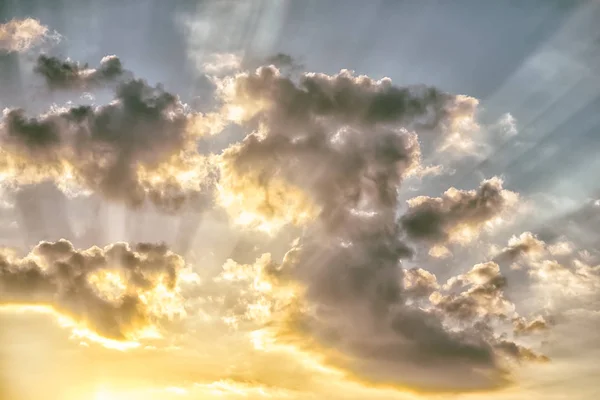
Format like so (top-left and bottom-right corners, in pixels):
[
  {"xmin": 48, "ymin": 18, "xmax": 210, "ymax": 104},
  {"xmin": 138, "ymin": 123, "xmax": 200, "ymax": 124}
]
[
  {"xmin": 0, "ymin": 304, "xmax": 141, "ymax": 351},
  {"xmin": 2, "ymin": 3, "xmax": 600, "ymax": 400}
]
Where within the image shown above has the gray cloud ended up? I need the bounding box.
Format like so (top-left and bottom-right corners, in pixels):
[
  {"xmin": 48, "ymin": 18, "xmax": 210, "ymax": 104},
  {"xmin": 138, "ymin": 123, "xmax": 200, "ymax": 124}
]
[
  {"xmin": 34, "ymin": 54, "xmax": 126, "ymax": 90},
  {"xmin": 0, "ymin": 78, "xmax": 215, "ymax": 211},
  {"xmin": 494, "ymin": 340, "xmax": 549, "ymax": 363},
  {"xmin": 401, "ymin": 177, "xmax": 518, "ymax": 246},
  {"xmin": 513, "ymin": 316, "xmax": 549, "ymax": 336},
  {"xmin": 217, "ymin": 66, "xmax": 536, "ymax": 391},
  {"xmin": 224, "ymin": 65, "xmax": 475, "ymax": 131},
  {"xmin": 403, "ymin": 267, "xmax": 440, "ymax": 298},
  {"xmin": 432, "ymin": 262, "xmax": 512, "ymax": 321},
  {"xmin": 218, "ymin": 66, "xmax": 479, "ymax": 230},
  {"xmin": 0, "ymin": 240, "xmax": 184, "ymax": 340}
]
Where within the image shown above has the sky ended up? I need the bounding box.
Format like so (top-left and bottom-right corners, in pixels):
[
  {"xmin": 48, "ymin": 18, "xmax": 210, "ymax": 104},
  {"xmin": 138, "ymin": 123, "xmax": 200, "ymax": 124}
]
[{"xmin": 1, "ymin": 0, "xmax": 600, "ymax": 399}]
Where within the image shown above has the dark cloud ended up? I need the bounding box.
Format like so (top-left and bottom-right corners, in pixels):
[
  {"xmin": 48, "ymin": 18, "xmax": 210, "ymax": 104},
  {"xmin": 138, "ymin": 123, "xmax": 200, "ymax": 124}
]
[
  {"xmin": 0, "ymin": 240, "xmax": 184, "ymax": 340},
  {"xmin": 281, "ymin": 227, "xmax": 508, "ymax": 392},
  {"xmin": 225, "ymin": 66, "xmax": 475, "ymax": 131},
  {"xmin": 494, "ymin": 340, "xmax": 549, "ymax": 363},
  {"xmin": 432, "ymin": 262, "xmax": 512, "ymax": 321},
  {"xmin": 513, "ymin": 316, "xmax": 549, "ymax": 336},
  {"xmin": 218, "ymin": 66, "xmax": 477, "ymax": 229},
  {"xmin": 263, "ymin": 53, "xmax": 304, "ymax": 74},
  {"xmin": 217, "ymin": 66, "xmax": 535, "ymax": 391},
  {"xmin": 34, "ymin": 54, "xmax": 126, "ymax": 90},
  {"xmin": 401, "ymin": 177, "xmax": 517, "ymax": 246},
  {"xmin": 0, "ymin": 78, "xmax": 215, "ymax": 211}
]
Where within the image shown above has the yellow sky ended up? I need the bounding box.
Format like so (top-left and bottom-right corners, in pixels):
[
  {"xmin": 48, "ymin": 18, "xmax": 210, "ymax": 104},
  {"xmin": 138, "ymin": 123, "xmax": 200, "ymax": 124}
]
[{"xmin": 1, "ymin": 8, "xmax": 600, "ymax": 400}]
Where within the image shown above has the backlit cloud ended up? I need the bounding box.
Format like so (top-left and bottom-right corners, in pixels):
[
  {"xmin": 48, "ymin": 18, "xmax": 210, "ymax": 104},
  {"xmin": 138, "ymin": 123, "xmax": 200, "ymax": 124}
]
[
  {"xmin": 0, "ymin": 18, "xmax": 60, "ymax": 53},
  {"xmin": 34, "ymin": 54, "xmax": 127, "ymax": 90},
  {"xmin": 402, "ymin": 177, "xmax": 519, "ymax": 247},
  {"xmin": 202, "ymin": 65, "xmax": 545, "ymax": 392},
  {"xmin": 0, "ymin": 50, "xmax": 589, "ymax": 398},
  {"xmin": 0, "ymin": 240, "xmax": 186, "ymax": 345},
  {"xmin": 0, "ymin": 79, "xmax": 219, "ymax": 211}
]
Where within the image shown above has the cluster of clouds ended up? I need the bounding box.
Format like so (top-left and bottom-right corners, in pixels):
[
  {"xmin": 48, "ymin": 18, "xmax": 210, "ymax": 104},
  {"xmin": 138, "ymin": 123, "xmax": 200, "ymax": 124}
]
[
  {"xmin": 1, "ymin": 73, "xmax": 220, "ymax": 211},
  {"xmin": 205, "ymin": 65, "xmax": 549, "ymax": 391},
  {"xmin": 0, "ymin": 240, "xmax": 186, "ymax": 341},
  {"xmin": 3, "ymin": 17, "xmax": 597, "ymax": 395}
]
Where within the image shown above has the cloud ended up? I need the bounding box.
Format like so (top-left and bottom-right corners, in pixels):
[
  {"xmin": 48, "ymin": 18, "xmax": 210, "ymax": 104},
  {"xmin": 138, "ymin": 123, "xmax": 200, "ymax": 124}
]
[
  {"xmin": 218, "ymin": 66, "xmax": 478, "ymax": 133},
  {"xmin": 403, "ymin": 268, "xmax": 440, "ymax": 298},
  {"xmin": 0, "ymin": 240, "xmax": 186, "ymax": 343},
  {"xmin": 494, "ymin": 340, "xmax": 549, "ymax": 363},
  {"xmin": 206, "ymin": 65, "xmax": 547, "ymax": 391},
  {"xmin": 492, "ymin": 231, "xmax": 546, "ymax": 264},
  {"xmin": 432, "ymin": 262, "xmax": 513, "ymax": 321},
  {"xmin": 401, "ymin": 177, "xmax": 519, "ymax": 246},
  {"xmin": 494, "ymin": 113, "xmax": 518, "ymax": 138},
  {"xmin": 491, "ymin": 231, "xmax": 600, "ymax": 325},
  {"xmin": 427, "ymin": 262, "xmax": 550, "ymax": 365},
  {"xmin": 202, "ymin": 53, "xmax": 242, "ymax": 76},
  {"xmin": 513, "ymin": 316, "xmax": 549, "ymax": 335},
  {"xmin": 215, "ymin": 66, "xmax": 479, "ymax": 231},
  {"xmin": 0, "ymin": 18, "xmax": 59, "ymax": 53},
  {"xmin": 263, "ymin": 53, "xmax": 304, "ymax": 74},
  {"xmin": 0, "ymin": 57, "xmax": 554, "ymax": 394},
  {"xmin": 34, "ymin": 54, "xmax": 127, "ymax": 90},
  {"xmin": 0, "ymin": 79, "xmax": 219, "ymax": 211},
  {"xmin": 428, "ymin": 244, "xmax": 452, "ymax": 258}
]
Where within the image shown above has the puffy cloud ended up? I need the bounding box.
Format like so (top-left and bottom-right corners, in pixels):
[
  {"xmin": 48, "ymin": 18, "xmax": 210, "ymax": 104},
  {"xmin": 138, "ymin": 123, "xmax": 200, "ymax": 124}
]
[
  {"xmin": 0, "ymin": 18, "xmax": 59, "ymax": 53},
  {"xmin": 202, "ymin": 53, "xmax": 242, "ymax": 76},
  {"xmin": 218, "ymin": 66, "xmax": 477, "ymax": 133},
  {"xmin": 0, "ymin": 79, "xmax": 218, "ymax": 210},
  {"xmin": 493, "ymin": 231, "xmax": 546, "ymax": 264},
  {"xmin": 402, "ymin": 177, "xmax": 519, "ymax": 246},
  {"xmin": 491, "ymin": 231, "xmax": 600, "ymax": 320},
  {"xmin": 211, "ymin": 253, "xmax": 299, "ymax": 328},
  {"xmin": 216, "ymin": 66, "xmax": 479, "ymax": 231},
  {"xmin": 528, "ymin": 259, "xmax": 600, "ymax": 301},
  {"xmin": 433, "ymin": 262, "xmax": 513, "ymax": 321},
  {"xmin": 34, "ymin": 54, "xmax": 127, "ymax": 90},
  {"xmin": 403, "ymin": 268, "xmax": 440, "ymax": 298},
  {"xmin": 428, "ymin": 244, "xmax": 452, "ymax": 259},
  {"xmin": 548, "ymin": 240, "xmax": 574, "ymax": 256},
  {"xmin": 427, "ymin": 262, "xmax": 550, "ymax": 366},
  {"xmin": 494, "ymin": 340, "xmax": 549, "ymax": 363},
  {"xmin": 513, "ymin": 316, "xmax": 549, "ymax": 335},
  {"xmin": 204, "ymin": 65, "xmax": 550, "ymax": 392},
  {"xmin": 267, "ymin": 226, "xmax": 552, "ymax": 391},
  {"xmin": 265, "ymin": 53, "xmax": 298, "ymax": 69},
  {"xmin": 0, "ymin": 240, "xmax": 186, "ymax": 343},
  {"xmin": 0, "ymin": 56, "xmax": 551, "ymax": 393}
]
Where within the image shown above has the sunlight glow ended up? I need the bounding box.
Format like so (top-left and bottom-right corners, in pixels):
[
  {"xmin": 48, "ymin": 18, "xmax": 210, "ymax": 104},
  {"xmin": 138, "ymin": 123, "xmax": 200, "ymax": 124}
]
[{"xmin": 0, "ymin": 304, "xmax": 141, "ymax": 351}]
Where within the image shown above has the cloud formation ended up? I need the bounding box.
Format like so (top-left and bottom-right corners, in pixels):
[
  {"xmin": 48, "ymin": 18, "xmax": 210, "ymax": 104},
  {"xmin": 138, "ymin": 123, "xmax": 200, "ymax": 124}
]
[
  {"xmin": 432, "ymin": 262, "xmax": 513, "ymax": 321},
  {"xmin": 0, "ymin": 78, "xmax": 218, "ymax": 211},
  {"xmin": 216, "ymin": 66, "xmax": 479, "ymax": 231},
  {"xmin": 401, "ymin": 177, "xmax": 518, "ymax": 247},
  {"xmin": 208, "ymin": 65, "xmax": 541, "ymax": 391},
  {"xmin": 0, "ymin": 56, "xmax": 555, "ymax": 394},
  {"xmin": 34, "ymin": 54, "xmax": 126, "ymax": 90},
  {"xmin": 0, "ymin": 18, "xmax": 59, "ymax": 53},
  {"xmin": 0, "ymin": 240, "xmax": 186, "ymax": 342}
]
